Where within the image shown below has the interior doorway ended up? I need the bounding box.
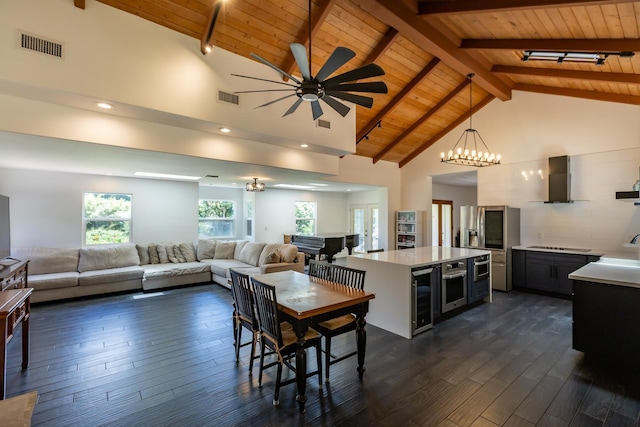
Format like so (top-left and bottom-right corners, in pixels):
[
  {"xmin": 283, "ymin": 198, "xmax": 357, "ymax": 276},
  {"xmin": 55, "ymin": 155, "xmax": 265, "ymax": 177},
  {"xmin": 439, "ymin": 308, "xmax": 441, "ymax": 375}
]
[
  {"xmin": 351, "ymin": 204, "xmax": 379, "ymax": 253},
  {"xmin": 432, "ymin": 200, "xmax": 453, "ymax": 247}
]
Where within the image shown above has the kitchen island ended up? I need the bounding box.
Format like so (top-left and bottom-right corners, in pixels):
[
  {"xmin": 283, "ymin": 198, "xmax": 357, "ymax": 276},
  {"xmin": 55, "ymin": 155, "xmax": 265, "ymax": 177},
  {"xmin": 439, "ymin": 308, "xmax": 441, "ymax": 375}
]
[
  {"xmin": 347, "ymin": 246, "xmax": 491, "ymax": 339},
  {"xmin": 569, "ymin": 256, "xmax": 640, "ymax": 373}
]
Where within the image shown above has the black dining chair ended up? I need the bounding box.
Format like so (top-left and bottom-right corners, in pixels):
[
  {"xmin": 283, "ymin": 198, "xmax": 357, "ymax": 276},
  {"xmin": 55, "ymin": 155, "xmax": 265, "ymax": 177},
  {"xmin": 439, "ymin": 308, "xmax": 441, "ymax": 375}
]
[
  {"xmin": 250, "ymin": 276, "xmax": 323, "ymax": 406},
  {"xmin": 229, "ymin": 269, "xmax": 259, "ymax": 375},
  {"xmin": 308, "ymin": 262, "xmax": 366, "ymax": 383}
]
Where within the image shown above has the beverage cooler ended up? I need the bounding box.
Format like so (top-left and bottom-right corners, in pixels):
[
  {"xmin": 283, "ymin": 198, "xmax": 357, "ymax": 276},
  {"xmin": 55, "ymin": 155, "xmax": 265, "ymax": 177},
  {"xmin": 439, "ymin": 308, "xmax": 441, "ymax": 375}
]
[{"xmin": 411, "ymin": 264, "xmax": 440, "ymax": 335}]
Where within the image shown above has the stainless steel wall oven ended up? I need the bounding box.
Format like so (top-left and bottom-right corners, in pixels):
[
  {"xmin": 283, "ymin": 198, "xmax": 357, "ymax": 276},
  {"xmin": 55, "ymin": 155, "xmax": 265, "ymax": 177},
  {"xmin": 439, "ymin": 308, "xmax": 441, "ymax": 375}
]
[
  {"xmin": 473, "ymin": 254, "xmax": 490, "ymax": 282},
  {"xmin": 441, "ymin": 261, "xmax": 467, "ymax": 313}
]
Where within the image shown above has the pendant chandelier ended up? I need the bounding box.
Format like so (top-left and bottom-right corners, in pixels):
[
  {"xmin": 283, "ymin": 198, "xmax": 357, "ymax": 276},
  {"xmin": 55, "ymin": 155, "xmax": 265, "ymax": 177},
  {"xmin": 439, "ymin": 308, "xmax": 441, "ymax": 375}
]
[
  {"xmin": 441, "ymin": 73, "xmax": 500, "ymax": 167},
  {"xmin": 246, "ymin": 178, "xmax": 265, "ymax": 192}
]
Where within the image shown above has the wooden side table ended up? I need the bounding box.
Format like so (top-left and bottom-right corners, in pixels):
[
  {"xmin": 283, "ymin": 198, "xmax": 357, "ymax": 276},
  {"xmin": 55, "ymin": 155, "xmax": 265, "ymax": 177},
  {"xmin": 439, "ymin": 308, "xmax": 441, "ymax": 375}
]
[
  {"xmin": 0, "ymin": 259, "xmax": 29, "ymax": 291},
  {"xmin": 0, "ymin": 288, "xmax": 33, "ymax": 399}
]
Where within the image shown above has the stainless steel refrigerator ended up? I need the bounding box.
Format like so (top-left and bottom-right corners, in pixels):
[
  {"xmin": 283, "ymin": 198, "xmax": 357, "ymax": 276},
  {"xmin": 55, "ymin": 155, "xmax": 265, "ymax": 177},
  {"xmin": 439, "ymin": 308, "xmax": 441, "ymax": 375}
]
[{"xmin": 460, "ymin": 205, "xmax": 520, "ymax": 291}]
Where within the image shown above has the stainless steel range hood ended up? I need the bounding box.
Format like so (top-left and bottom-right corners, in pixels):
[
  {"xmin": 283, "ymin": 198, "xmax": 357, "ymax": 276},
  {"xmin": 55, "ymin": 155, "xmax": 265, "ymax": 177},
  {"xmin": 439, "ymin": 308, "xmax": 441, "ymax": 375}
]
[{"xmin": 545, "ymin": 155, "xmax": 572, "ymax": 203}]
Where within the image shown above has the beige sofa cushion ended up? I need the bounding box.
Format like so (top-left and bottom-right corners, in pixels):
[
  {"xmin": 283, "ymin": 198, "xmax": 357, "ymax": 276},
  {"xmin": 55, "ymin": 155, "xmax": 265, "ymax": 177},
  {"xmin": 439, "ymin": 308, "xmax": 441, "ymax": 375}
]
[
  {"xmin": 238, "ymin": 242, "xmax": 266, "ymax": 266},
  {"xmin": 214, "ymin": 241, "xmax": 236, "ymax": 259},
  {"xmin": 148, "ymin": 244, "xmax": 160, "ymax": 264},
  {"xmin": 29, "ymin": 272, "xmax": 79, "ymax": 290},
  {"xmin": 78, "ymin": 244, "xmax": 140, "ymax": 273},
  {"xmin": 279, "ymin": 244, "xmax": 299, "ymax": 263},
  {"xmin": 179, "ymin": 243, "xmax": 197, "ymax": 262},
  {"xmin": 0, "ymin": 390, "xmax": 37, "ymax": 427},
  {"xmin": 78, "ymin": 265, "xmax": 144, "ymax": 286},
  {"xmin": 157, "ymin": 245, "xmax": 169, "ymax": 264},
  {"xmin": 258, "ymin": 243, "xmax": 283, "ymax": 265},
  {"xmin": 197, "ymin": 239, "xmax": 216, "ymax": 260},
  {"xmin": 136, "ymin": 244, "xmax": 150, "ymax": 265},
  {"xmin": 234, "ymin": 240, "xmax": 249, "ymax": 259},
  {"xmin": 12, "ymin": 247, "xmax": 79, "ymax": 275},
  {"xmin": 166, "ymin": 244, "xmax": 179, "ymax": 263}
]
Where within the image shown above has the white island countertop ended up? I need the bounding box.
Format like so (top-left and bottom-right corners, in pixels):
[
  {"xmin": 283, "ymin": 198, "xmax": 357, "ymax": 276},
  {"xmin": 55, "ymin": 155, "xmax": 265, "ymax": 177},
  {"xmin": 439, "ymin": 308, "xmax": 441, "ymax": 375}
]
[
  {"xmin": 569, "ymin": 257, "xmax": 640, "ymax": 288},
  {"xmin": 349, "ymin": 246, "xmax": 491, "ymax": 267}
]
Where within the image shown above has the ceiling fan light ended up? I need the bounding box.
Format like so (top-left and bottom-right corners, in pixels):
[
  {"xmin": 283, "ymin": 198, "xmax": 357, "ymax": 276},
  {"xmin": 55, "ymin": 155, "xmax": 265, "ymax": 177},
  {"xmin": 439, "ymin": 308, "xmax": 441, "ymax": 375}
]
[{"xmin": 301, "ymin": 93, "xmax": 319, "ymax": 101}]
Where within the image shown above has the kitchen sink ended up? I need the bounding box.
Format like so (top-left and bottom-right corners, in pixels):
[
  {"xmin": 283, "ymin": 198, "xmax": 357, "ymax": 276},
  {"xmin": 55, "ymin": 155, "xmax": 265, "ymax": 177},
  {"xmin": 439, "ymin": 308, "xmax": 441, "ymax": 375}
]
[{"xmin": 528, "ymin": 245, "xmax": 591, "ymax": 252}]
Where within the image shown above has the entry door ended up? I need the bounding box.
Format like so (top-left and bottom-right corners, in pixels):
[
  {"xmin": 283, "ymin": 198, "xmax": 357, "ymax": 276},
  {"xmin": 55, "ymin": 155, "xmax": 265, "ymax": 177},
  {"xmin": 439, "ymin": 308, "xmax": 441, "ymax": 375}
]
[
  {"xmin": 432, "ymin": 200, "xmax": 453, "ymax": 247},
  {"xmin": 351, "ymin": 204, "xmax": 379, "ymax": 253}
]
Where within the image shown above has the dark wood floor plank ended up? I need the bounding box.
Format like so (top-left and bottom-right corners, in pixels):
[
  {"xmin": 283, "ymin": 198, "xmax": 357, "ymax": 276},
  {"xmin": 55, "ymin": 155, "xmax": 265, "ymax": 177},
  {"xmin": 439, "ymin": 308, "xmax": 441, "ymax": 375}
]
[{"xmin": 4, "ymin": 285, "xmax": 640, "ymax": 427}]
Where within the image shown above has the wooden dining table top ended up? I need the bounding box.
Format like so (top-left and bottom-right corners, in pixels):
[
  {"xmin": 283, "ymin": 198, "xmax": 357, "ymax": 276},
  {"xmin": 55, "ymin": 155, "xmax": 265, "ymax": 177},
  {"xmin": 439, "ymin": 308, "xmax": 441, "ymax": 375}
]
[{"xmin": 252, "ymin": 270, "xmax": 375, "ymax": 320}]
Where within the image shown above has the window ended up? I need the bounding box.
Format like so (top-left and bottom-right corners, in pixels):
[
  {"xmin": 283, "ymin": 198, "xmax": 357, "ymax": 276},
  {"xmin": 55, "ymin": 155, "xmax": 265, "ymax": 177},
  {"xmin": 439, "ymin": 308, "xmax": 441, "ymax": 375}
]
[
  {"xmin": 83, "ymin": 193, "xmax": 132, "ymax": 245},
  {"xmin": 245, "ymin": 199, "xmax": 253, "ymax": 237},
  {"xmin": 199, "ymin": 200, "xmax": 235, "ymax": 238},
  {"xmin": 295, "ymin": 201, "xmax": 316, "ymax": 235}
]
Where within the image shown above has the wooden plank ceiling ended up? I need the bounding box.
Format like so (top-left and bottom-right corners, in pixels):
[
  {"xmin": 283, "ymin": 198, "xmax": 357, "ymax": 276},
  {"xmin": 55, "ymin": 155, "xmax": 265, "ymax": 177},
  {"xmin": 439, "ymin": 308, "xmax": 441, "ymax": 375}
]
[{"xmin": 78, "ymin": 0, "xmax": 640, "ymax": 167}]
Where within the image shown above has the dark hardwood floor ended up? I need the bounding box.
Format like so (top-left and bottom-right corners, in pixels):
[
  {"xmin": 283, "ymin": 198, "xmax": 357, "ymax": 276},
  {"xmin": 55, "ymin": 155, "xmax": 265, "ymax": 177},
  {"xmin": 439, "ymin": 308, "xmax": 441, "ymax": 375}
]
[{"xmin": 6, "ymin": 282, "xmax": 640, "ymax": 426}]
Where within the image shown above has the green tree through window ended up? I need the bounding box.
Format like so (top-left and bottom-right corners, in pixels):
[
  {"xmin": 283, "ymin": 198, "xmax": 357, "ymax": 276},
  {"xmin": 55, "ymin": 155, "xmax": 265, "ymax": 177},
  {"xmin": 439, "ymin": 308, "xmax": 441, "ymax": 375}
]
[
  {"xmin": 295, "ymin": 201, "xmax": 316, "ymax": 235},
  {"xmin": 83, "ymin": 193, "xmax": 132, "ymax": 245},
  {"xmin": 199, "ymin": 200, "xmax": 235, "ymax": 238}
]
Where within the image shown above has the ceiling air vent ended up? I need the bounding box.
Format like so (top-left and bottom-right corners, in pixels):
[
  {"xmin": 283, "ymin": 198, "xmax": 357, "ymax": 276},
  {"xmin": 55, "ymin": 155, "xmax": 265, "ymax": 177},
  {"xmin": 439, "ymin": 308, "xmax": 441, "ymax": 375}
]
[
  {"xmin": 20, "ymin": 32, "xmax": 63, "ymax": 59},
  {"xmin": 218, "ymin": 90, "xmax": 239, "ymax": 105},
  {"xmin": 317, "ymin": 119, "xmax": 331, "ymax": 129}
]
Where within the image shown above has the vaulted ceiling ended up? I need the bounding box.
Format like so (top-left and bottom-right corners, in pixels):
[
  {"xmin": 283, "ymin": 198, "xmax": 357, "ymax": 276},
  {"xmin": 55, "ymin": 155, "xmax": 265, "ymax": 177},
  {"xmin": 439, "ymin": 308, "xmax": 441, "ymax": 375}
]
[{"xmin": 75, "ymin": 0, "xmax": 640, "ymax": 167}]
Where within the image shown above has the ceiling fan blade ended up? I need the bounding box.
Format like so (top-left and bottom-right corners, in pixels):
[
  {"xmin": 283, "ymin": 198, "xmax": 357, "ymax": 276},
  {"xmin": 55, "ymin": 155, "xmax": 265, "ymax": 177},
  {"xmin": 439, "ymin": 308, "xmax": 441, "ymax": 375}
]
[
  {"xmin": 231, "ymin": 73, "xmax": 298, "ymax": 88},
  {"xmin": 255, "ymin": 93, "xmax": 298, "ymax": 109},
  {"xmin": 324, "ymin": 81, "xmax": 388, "ymax": 94},
  {"xmin": 250, "ymin": 53, "xmax": 302, "ymax": 84},
  {"xmin": 311, "ymin": 100, "xmax": 323, "ymax": 120},
  {"xmin": 234, "ymin": 89, "xmax": 296, "ymax": 94},
  {"xmin": 321, "ymin": 96, "xmax": 351, "ymax": 117},
  {"xmin": 314, "ymin": 47, "xmax": 356, "ymax": 82},
  {"xmin": 283, "ymin": 98, "xmax": 304, "ymax": 117},
  {"xmin": 290, "ymin": 43, "xmax": 311, "ymax": 81},
  {"xmin": 321, "ymin": 63, "xmax": 386, "ymax": 86},
  {"xmin": 324, "ymin": 91, "xmax": 374, "ymax": 108}
]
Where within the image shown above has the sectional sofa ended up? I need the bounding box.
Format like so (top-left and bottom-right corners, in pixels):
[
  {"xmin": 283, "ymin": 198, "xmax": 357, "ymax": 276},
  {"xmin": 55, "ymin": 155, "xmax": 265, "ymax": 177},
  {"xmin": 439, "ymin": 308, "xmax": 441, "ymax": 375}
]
[{"xmin": 11, "ymin": 240, "xmax": 304, "ymax": 303}]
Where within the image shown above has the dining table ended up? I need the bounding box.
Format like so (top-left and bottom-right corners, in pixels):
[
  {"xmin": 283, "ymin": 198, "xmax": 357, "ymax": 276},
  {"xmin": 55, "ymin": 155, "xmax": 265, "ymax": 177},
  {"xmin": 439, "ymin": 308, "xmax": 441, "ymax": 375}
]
[{"xmin": 252, "ymin": 270, "xmax": 375, "ymax": 412}]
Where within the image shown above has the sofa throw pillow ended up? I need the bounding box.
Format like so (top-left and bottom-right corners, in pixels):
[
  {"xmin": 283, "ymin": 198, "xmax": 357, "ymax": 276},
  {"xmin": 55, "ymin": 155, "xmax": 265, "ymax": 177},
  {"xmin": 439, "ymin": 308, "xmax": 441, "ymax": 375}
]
[
  {"xmin": 263, "ymin": 251, "xmax": 281, "ymax": 264},
  {"xmin": 214, "ymin": 241, "xmax": 236, "ymax": 259},
  {"xmin": 157, "ymin": 244, "xmax": 169, "ymax": 264},
  {"xmin": 148, "ymin": 244, "xmax": 160, "ymax": 264},
  {"xmin": 279, "ymin": 244, "xmax": 299, "ymax": 263},
  {"xmin": 234, "ymin": 240, "xmax": 249, "ymax": 259},
  {"xmin": 165, "ymin": 244, "xmax": 180, "ymax": 263},
  {"xmin": 136, "ymin": 244, "xmax": 150, "ymax": 265},
  {"xmin": 197, "ymin": 239, "xmax": 216, "ymax": 260},
  {"xmin": 179, "ymin": 243, "xmax": 197, "ymax": 262},
  {"xmin": 258, "ymin": 243, "xmax": 283, "ymax": 265},
  {"xmin": 238, "ymin": 242, "xmax": 266, "ymax": 266},
  {"xmin": 174, "ymin": 245, "xmax": 187, "ymax": 263}
]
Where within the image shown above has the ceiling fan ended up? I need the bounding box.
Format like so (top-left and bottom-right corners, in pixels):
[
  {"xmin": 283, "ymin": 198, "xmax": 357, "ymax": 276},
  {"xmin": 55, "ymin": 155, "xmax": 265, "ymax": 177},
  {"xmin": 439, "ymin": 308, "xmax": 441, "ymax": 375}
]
[{"xmin": 231, "ymin": 1, "xmax": 388, "ymax": 121}]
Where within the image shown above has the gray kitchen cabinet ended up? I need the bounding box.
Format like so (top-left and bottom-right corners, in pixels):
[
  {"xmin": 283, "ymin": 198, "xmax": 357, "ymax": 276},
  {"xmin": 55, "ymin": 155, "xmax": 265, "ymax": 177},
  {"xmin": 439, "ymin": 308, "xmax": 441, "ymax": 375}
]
[{"xmin": 513, "ymin": 250, "xmax": 599, "ymax": 296}]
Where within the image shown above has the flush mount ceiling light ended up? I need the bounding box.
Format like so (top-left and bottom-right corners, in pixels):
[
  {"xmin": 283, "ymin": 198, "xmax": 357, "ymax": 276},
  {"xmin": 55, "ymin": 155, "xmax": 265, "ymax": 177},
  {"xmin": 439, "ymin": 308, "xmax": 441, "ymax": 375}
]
[
  {"xmin": 441, "ymin": 74, "xmax": 501, "ymax": 168},
  {"xmin": 219, "ymin": 127, "xmax": 230, "ymax": 133},
  {"xmin": 246, "ymin": 178, "xmax": 265, "ymax": 192},
  {"xmin": 96, "ymin": 102, "xmax": 113, "ymax": 109},
  {"xmin": 522, "ymin": 50, "xmax": 634, "ymax": 66}
]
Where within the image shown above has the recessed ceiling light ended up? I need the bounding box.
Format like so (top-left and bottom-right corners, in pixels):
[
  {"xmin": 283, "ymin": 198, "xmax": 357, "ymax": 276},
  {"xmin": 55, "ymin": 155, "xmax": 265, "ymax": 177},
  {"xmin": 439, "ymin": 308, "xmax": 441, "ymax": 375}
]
[
  {"xmin": 96, "ymin": 102, "xmax": 113, "ymax": 109},
  {"xmin": 300, "ymin": 144, "xmax": 308, "ymax": 148},
  {"xmin": 219, "ymin": 127, "xmax": 231, "ymax": 133},
  {"xmin": 134, "ymin": 172, "xmax": 200, "ymax": 180}
]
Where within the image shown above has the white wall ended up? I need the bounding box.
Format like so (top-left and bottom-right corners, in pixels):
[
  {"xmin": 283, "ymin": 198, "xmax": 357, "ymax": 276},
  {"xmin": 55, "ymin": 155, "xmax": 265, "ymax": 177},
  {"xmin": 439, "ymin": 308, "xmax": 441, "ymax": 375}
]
[
  {"xmin": 0, "ymin": 168, "xmax": 199, "ymax": 248},
  {"xmin": 403, "ymin": 91, "xmax": 640, "ymax": 254},
  {"xmin": 254, "ymin": 190, "xmax": 349, "ymax": 243}
]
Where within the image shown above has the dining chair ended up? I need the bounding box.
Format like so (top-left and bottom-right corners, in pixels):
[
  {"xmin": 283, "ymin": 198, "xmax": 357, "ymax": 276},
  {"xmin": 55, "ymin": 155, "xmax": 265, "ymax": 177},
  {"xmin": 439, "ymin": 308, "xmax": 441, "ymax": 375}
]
[
  {"xmin": 250, "ymin": 276, "xmax": 322, "ymax": 406},
  {"xmin": 307, "ymin": 259, "xmax": 333, "ymax": 281},
  {"xmin": 309, "ymin": 263, "xmax": 366, "ymax": 383},
  {"xmin": 229, "ymin": 269, "xmax": 259, "ymax": 375}
]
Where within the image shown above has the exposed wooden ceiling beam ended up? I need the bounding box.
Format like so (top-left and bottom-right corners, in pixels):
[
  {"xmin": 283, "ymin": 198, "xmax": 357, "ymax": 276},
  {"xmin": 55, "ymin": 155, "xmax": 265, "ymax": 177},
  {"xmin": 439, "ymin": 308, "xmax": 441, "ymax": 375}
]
[
  {"xmin": 357, "ymin": 0, "xmax": 512, "ymax": 101},
  {"xmin": 282, "ymin": 0, "xmax": 337, "ymax": 78},
  {"xmin": 361, "ymin": 28, "xmax": 400, "ymax": 66},
  {"xmin": 417, "ymin": 0, "xmax": 638, "ymax": 15},
  {"xmin": 399, "ymin": 95, "xmax": 495, "ymax": 167},
  {"xmin": 200, "ymin": 0, "xmax": 223, "ymax": 55},
  {"xmin": 461, "ymin": 38, "xmax": 640, "ymax": 52},
  {"xmin": 514, "ymin": 83, "xmax": 640, "ymax": 105},
  {"xmin": 373, "ymin": 78, "xmax": 470, "ymax": 163},
  {"xmin": 73, "ymin": 0, "xmax": 85, "ymax": 9},
  {"xmin": 357, "ymin": 57, "xmax": 440, "ymax": 143},
  {"xmin": 492, "ymin": 65, "xmax": 640, "ymax": 84}
]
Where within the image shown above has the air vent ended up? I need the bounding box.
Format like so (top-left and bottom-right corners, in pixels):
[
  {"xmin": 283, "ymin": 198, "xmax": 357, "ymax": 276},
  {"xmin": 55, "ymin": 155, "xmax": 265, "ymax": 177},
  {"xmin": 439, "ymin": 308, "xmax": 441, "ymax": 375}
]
[
  {"xmin": 218, "ymin": 90, "xmax": 239, "ymax": 105},
  {"xmin": 20, "ymin": 32, "xmax": 63, "ymax": 59},
  {"xmin": 317, "ymin": 119, "xmax": 331, "ymax": 129}
]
